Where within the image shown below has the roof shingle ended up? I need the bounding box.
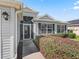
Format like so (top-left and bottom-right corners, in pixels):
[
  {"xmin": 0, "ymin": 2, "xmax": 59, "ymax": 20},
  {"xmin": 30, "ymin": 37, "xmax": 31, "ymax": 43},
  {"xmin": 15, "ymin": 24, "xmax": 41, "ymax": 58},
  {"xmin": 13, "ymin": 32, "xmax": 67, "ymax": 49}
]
[{"xmin": 68, "ymin": 19, "xmax": 79, "ymax": 24}]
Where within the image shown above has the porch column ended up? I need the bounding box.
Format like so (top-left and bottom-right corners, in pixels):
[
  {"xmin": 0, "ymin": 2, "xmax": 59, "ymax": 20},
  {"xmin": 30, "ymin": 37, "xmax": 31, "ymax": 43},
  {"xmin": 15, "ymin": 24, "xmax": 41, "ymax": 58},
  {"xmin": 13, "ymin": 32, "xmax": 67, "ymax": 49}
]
[
  {"xmin": 33, "ymin": 22, "xmax": 39, "ymax": 39},
  {"xmin": 36, "ymin": 23, "xmax": 39, "ymax": 35},
  {"xmin": 65, "ymin": 25, "xmax": 68, "ymax": 33},
  {"xmin": 55, "ymin": 24, "xmax": 57, "ymax": 34}
]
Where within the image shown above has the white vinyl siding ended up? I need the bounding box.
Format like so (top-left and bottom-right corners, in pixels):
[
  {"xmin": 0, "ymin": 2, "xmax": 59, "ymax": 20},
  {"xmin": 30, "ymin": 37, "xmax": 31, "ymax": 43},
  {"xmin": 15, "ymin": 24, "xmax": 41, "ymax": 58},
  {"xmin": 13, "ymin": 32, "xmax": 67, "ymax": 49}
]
[
  {"xmin": 0, "ymin": 7, "xmax": 16, "ymax": 59},
  {"xmin": 0, "ymin": 9, "xmax": 1, "ymax": 59}
]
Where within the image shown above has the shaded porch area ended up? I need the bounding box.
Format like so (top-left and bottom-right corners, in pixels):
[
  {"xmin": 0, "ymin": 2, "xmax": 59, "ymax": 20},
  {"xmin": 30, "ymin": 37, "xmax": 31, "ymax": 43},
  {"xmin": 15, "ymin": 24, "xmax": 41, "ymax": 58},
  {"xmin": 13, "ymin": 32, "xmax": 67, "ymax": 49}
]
[{"xmin": 17, "ymin": 40, "xmax": 39, "ymax": 59}]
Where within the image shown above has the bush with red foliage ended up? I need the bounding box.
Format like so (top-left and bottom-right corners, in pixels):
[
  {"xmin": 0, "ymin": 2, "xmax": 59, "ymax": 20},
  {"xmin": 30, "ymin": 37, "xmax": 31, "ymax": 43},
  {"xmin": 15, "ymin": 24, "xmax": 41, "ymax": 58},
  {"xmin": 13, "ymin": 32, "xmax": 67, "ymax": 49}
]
[{"xmin": 37, "ymin": 36, "xmax": 79, "ymax": 59}]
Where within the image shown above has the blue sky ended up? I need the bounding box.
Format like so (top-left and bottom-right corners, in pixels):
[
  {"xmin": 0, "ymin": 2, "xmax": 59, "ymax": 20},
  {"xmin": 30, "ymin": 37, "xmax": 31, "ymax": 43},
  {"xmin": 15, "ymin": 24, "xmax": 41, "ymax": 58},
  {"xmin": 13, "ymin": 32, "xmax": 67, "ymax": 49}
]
[{"xmin": 20, "ymin": 0, "xmax": 79, "ymax": 21}]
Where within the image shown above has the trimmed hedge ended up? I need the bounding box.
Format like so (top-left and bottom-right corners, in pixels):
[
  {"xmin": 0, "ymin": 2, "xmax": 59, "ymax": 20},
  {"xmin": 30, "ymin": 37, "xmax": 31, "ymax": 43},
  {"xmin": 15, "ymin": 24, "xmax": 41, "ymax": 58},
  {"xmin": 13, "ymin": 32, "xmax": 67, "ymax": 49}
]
[
  {"xmin": 33, "ymin": 36, "xmax": 44, "ymax": 50},
  {"xmin": 54, "ymin": 33, "xmax": 76, "ymax": 39},
  {"xmin": 38, "ymin": 36, "xmax": 79, "ymax": 59}
]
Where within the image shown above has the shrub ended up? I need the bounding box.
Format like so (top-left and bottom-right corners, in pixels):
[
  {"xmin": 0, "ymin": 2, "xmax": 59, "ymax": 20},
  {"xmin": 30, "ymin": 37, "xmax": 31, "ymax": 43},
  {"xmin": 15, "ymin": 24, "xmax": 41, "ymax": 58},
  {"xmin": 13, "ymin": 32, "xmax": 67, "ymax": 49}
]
[
  {"xmin": 39, "ymin": 36, "xmax": 79, "ymax": 59},
  {"xmin": 44, "ymin": 41, "xmax": 79, "ymax": 59},
  {"xmin": 33, "ymin": 36, "xmax": 44, "ymax": 50},
  {"xmin": 54, "ymin": 33, "xmax": 68, "ymax": 38},
  {"xmin": 68, "ymin": 33, "xmax": 76, "ymax": 39},
  {"xmin": 68, "ymin": 30, "xmax": 73, "ymax": 33},
  {"xmin": 54, "ymin": 32, "xmax": 76, "ymax": 39},
  {"xmin": 60, "ymin": 33, "xmax": 68, "ymax": 38}
]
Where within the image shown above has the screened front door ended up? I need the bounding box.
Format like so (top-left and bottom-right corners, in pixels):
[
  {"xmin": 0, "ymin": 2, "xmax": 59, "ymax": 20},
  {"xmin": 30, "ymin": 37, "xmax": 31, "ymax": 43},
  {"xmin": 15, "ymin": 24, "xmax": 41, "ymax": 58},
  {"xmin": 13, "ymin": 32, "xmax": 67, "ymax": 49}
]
[{"xmin": 23, "ymin": 24, "xmax": 31, "ymax": 40}]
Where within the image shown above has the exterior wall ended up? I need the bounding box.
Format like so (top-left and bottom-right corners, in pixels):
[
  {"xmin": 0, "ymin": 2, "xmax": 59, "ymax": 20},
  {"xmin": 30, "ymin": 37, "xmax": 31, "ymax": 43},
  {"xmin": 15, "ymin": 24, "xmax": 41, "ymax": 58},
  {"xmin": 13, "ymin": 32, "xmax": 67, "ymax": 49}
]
[
  {"xmin": 0, "ymin": 7, "xmax": 16, "ymax": 59},
  {"xmin": 34, "ymin": 21, "xmax": 67, "ymax": 36},
  {"xmin": 68, "ymin": 26, "xmax": 79, "ymax": 35},
  {"xmin": 0, "ymin": 9, "xmax": 1, "ymax": 59},
  {"xmin": 23, "ymin": 12, "xmax": 37, "ymax": 18}
]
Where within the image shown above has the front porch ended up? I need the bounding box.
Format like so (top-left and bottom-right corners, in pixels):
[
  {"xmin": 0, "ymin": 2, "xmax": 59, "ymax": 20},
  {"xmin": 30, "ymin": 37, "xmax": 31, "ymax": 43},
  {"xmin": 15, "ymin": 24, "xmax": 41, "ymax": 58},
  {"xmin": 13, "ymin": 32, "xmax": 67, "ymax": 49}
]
[
  {"xmin": 17, "ymin": 7, "xmax": 68, "ymax": 59},
  {"xmin": 34, "ymin": 22, "xmax": 67, "ymax": 36},
  {"xmin": 20, "ymin": 22, "xmax": 67, "ymax": 41}
]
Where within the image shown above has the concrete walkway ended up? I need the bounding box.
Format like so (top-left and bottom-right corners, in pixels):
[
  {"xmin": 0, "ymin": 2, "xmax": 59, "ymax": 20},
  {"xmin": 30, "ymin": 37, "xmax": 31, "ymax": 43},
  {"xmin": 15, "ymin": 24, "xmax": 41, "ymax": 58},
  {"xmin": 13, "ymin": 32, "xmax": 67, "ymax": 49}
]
[
  {"xmin": 22, "ymin": 40, "xmax": 45, "ymax": 59},
  {"xmin": 22, "ymin": 40, "xmax": 39, "ymax": 57},
  {"xmin": 23, "ymin": 52, "xmax": 45, "ymax": 59}
]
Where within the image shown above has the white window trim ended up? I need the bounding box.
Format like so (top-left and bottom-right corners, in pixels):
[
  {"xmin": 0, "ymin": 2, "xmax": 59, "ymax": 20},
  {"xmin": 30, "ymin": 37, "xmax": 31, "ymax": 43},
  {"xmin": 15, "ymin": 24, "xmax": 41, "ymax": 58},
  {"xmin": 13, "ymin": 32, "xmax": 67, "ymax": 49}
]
[
  {"xmin": 23, "ymin": 24, "xmax": 32, "ymax": 40},
  {"xmin": 38, "ymin": 23, "xmax": 55, "ymax": 35}
]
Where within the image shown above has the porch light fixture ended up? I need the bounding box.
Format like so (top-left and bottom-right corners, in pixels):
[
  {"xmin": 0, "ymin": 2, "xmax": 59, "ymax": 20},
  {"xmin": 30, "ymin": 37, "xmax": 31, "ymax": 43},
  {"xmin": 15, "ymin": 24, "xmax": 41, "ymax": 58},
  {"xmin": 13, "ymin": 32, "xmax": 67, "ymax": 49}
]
[{"xmin": 2, "ymin": 11, "xmax": 9, "ymax": 20}]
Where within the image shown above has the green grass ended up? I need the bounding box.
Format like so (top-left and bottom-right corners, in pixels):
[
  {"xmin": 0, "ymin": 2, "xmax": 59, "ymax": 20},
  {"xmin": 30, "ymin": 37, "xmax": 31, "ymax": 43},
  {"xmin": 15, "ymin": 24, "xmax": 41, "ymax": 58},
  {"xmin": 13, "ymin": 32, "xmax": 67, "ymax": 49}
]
[
  {"xmin": 73, "ymin": 36, "xmax": 79, "ymax": 41},
  {"xmin": 75, "ymin": 36, "xmax": 79, "ymax": 41}
]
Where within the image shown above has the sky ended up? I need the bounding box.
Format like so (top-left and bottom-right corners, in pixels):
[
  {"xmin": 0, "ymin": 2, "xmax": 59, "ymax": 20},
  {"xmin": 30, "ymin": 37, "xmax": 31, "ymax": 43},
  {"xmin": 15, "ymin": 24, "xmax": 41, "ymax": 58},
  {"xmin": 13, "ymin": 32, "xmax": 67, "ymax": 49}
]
[{"xmin": 20, "ymin": 0, "xmax": 79, "ymax": 21}]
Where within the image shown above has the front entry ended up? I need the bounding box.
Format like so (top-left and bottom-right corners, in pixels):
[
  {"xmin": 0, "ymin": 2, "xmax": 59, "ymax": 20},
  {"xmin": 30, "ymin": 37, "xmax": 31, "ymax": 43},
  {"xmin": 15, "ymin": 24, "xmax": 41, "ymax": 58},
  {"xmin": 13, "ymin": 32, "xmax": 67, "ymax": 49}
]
[{"xmin": 23, "ymin": 24, "xmax": 32, "ymax": 40}]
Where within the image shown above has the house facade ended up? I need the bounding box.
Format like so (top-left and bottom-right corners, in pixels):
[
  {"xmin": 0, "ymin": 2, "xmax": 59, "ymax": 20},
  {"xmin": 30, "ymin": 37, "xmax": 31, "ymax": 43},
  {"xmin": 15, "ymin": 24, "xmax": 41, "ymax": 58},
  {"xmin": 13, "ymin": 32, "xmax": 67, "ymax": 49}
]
[
  {"xmin": 68, "ymin": 20, "xmax": 79, "ymax": 35},
  {"xmin": 0, "ymin": 0, "xmax": 67, "ymax": 59},
  {"xmin": 33, "ymin": 15, "xmax": 67, "ymax": 36},
  {"xmin": 17, "ymin": 7, "xmax": 67, "ymax": 40},
  {"xmin": 0, "ymin": 0, "xmax": 21, "ymax": 59}
]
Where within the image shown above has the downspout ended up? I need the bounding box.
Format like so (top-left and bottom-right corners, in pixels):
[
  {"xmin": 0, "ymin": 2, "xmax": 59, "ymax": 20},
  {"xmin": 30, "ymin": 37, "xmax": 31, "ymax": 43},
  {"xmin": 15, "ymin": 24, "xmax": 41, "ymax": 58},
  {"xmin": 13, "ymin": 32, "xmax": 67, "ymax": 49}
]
[
  {"xmin": 0, "ymin": 9, "xmax": 2, "ymax": 59},
  {"xmin": 17, "ymin": 2, "xmax": 23, "ymax": 59}
]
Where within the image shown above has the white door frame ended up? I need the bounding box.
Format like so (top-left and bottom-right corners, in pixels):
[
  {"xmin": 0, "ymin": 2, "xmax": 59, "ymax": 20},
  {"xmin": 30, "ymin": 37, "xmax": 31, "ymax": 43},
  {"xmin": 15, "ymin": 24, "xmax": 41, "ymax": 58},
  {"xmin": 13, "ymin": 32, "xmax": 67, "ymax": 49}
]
[{"xmin": 23, "ymin": 24, "xmax": 32, "ymax": 40}]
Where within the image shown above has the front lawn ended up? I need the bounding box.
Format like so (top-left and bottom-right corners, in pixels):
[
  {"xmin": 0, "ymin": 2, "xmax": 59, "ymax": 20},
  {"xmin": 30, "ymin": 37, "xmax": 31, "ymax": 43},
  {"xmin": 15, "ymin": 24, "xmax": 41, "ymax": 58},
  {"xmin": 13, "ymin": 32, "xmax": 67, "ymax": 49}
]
[{"xmin": 35, "ymin": 36, "xmax": 79, "ymax": 59}]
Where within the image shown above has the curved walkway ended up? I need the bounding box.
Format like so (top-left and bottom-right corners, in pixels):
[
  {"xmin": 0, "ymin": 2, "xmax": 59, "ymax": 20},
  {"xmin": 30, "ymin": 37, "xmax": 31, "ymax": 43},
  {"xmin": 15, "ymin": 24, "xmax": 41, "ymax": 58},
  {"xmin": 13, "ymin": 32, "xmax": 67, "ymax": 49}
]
[
  {"xmin": 22, "ymin": 40, "xmax": 38, "ymax": 57},
  {"xmin": 23, "ymin": 52, "xmax": 45, "ymax": 59}
]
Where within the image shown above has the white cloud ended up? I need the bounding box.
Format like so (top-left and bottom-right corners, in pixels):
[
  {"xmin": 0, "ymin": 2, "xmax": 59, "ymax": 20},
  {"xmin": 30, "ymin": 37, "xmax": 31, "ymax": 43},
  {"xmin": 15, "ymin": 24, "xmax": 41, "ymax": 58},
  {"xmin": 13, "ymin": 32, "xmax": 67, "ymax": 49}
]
[
  {"xmin": 73, "ymin": 6, "xmax": 79, "ymax": 10},
  {"xmin": 74, "ymin": 1, "xmax": 79, "ymax": 5},
  {"xmin": 73, "ymin": 0, "xmax": 79, "ymax": 10}
]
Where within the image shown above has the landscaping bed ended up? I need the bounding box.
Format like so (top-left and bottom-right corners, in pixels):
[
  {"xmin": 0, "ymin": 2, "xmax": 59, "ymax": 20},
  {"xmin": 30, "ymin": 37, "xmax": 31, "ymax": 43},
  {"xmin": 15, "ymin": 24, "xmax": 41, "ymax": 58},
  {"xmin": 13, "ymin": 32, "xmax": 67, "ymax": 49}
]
[{"xmin": 35, "ymin": 35, "xmax": 79, "ymax": 59}]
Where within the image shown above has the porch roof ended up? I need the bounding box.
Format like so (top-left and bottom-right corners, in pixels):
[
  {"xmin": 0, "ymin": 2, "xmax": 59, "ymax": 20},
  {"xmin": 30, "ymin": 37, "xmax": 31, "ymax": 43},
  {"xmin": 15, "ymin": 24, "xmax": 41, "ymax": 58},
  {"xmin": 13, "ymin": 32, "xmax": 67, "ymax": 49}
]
[
  {"xmin": 68, "ymin": 19, "xmax": 79, "ymax": 24},
  {"xmin": 33, "ymin": 20, "xmax": 67, "ymax": 24},
  {"xmin": 33, "ymin": 14, "xmax": 67, "ymax": 24},
  {"xmin": 0, "ymin": 0, "xmax": 21, "ymax": 10},
  {"xmin": 17, "ymin": 7, "xmax": 38, "ymax": 18},
  {"xmin": 22, "ymin": 7, "xmax": 38, "ymax": 14}
]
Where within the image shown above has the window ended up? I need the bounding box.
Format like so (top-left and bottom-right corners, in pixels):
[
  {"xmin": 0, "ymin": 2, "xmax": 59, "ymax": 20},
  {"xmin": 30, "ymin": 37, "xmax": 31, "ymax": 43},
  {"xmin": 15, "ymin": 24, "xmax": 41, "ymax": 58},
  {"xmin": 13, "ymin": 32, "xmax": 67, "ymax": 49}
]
[
  {"xmin": 38, "ymin": 23, "xmax": 47, "ymax": 34},
  {"xmin": 57, "ymin": 25, "xmax": 66, "ymax": 33},
  {"xmin": 48, "ymin": 24, "xmax": 53, "ymax": 33},
  {"xmin": 57, "ymin": 25, "xmax": 60, "ymax": 33},
  {"xmin": 38, "ymin": 23, "xmax": 55, "ymax": 34},
  {"xmin": 61, "ymin": 25, "xmax": 65, "ymax": 33}
]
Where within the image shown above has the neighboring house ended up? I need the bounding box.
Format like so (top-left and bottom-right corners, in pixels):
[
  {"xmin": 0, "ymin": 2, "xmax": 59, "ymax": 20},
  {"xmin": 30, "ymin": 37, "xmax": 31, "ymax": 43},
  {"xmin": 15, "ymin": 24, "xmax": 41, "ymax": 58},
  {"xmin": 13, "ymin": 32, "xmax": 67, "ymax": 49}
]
[
  {"xmin": 68, "ymin": 19, "xmax": 79, "ymax": 35},
  {"xmin": 0, "ymin": 0, "xmax": 68, "ymax": 59}
]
